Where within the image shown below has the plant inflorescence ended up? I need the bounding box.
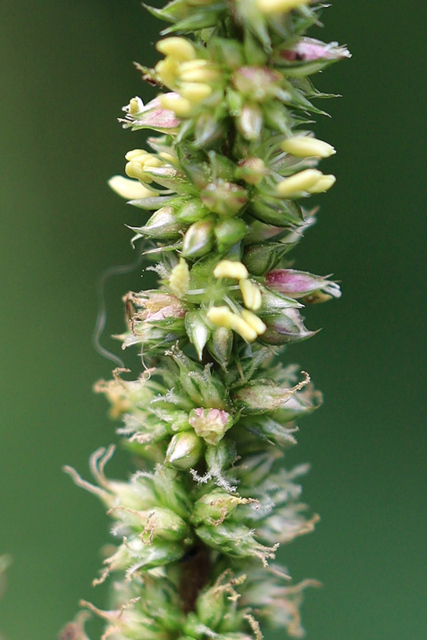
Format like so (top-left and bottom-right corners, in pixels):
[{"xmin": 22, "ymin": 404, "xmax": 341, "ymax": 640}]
[{"xmin": 62, "ymin": 1, "xmax": 349, "ymax": 638}]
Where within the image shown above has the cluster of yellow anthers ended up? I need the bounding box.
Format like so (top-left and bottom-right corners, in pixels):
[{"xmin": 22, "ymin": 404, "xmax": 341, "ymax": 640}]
[
  {"xmin": 155, "ymin": 38, "xmax": 222, "ymax": 117},
  {"xmin": 207, "ymin": 260, "xmax": 266, "ymax": 343},
  {"xmin": 277, "ymin": 137, "xmax": 337, "ymax": 197}
]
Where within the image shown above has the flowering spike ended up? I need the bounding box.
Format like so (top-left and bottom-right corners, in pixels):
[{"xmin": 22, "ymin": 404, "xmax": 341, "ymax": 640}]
[{"xmin": 64, "ymin": 2, "xmax": 348, "ymax": 638}]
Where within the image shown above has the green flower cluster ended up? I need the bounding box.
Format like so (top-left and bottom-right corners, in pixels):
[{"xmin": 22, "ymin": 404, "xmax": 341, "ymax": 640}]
[{"xmin": 62, "ymin": 1, "xmax": 348, "ymax": 638}]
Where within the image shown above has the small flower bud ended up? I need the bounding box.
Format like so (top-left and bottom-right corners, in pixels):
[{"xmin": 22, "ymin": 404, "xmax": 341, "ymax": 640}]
[
  {"xmin": 108, "ymin": 175, "xmax": 157, "ymax": 200},
  {"xmin": 156, "ymin": 37, "xmax": 197, "ymax": 62},
  {"xmin": 214, "ymin": 218, "xmax": 247, "ymax": 253},
  {"xmin": 189, "ymin": 408, "xmax": 233, "ymax": 446},
  {"xmin": 276, "ymin": 169, "xmax": 322, "ymax": 198},
  {"xmin": 185, "ymin": 310, "xmax": 211, "ymax": 360},
  {"xmin": 233, "ymin": 66, "xmax": 282, "ymax": 102},
  {"xmin": 209, "ymin": 38, "xmax": 245, "ymax": 69},
  {"xmin": 176, "ymin": 199, "xmax": 210, "ymax": 223},
  {"xmin": 233, "ymin": 372, "xmax": 310, "ymax": 415},
  {"xmin": 280, "ymin": 37, "xmax": 351, "ymax": 63},
  {"xmin": 130, "ymin": 206, "xmax": 183, "ymax": 241},
  {"xmin": 192, "ymin": 489, "xmax": 253, "ymax": 528},
  {"xmin": 261, "ymin": 308, "xmax": 315, "ymax": 345},
  {"xmin": 235, "ymin": 157, "xmax": 268, "ymax": 185},
  {"xmin": 201, "ymin": 180, "xmax": 248, "ymax": 216},
  {"xmin": 266, "ymin": 269, "xmax": 341, "ymax": 299},
  {"xmin": 207, "ymin": 327, "xmax": 233, "ymax": 370},
  {"xmin": 213, "ymin": 260, "xmax": 248, "ymax": 280},
  {"xmin": 166, "ymin": 431, "xmax": 204, "ymax": 470},
  {"xmin": 242, "ymin": 243, "xmax": 291, "ymax": 276},
  {"xmin": 281, "ymin": 136, "xmax": 336, "ymax": 158},
  {"xmin": 169, "ymin": 258, "xmax": 190, "ymax": 298},
  {"xmin": 255, "ymin": 0, "xmax": 311, "ymax": 14},
  {"xmin": 135, "ymin": 506, "xmax": 189, "ymax": 542},
  {"xmin": 195, "ymin": 113, "xmax": 227, "ymax": 147},
  {"xmin": 236, "ymin": 103, "xmax": 263, "ymax": 140},
  {"xmin": 181, "ymin": 218, "xmax": 216, "ymax": 258},
  {"xmin": 167, "ymin": 346, "xmax": 229, "ymax": 409},
  {"xmin": 240, "ymin": 279, "xmax": 263, "ymax": 311}
]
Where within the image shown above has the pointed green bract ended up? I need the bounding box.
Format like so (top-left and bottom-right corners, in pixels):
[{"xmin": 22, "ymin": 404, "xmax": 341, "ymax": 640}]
[{"xmin": 62, "ymin": 2, "xmax": 348, "ymax": 638}]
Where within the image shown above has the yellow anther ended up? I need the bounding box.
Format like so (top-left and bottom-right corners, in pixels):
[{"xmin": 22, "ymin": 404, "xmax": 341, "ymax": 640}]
[
  {"xmin": 159, "ymin": 94, "xmax": 193, "ymax": 117},
  {"xmin": 281, "ymin": 136, "xmax": 336, "ymax": 158},
  {"xmin": 213, "ymin": 260, "xmax": 249, "ymax": 280},
  {"xmin": 128, "ymin": 97, "xmax": 143, "ymax": 115},
  {"xmin": 241, "ymin": 309, "xmax": 267, "ymax": 336},
  {"xmin": 179, "ymin": 82, "xmax": 213, "ymax": 104},
  {"xmin": 169, "ymin": 258, "xmax": 190, "ymax": 299},
  {"xmin": 206, "ymin": 306, "xmax": 235, "ymax": 328},
  {"xmin": 307, "ymin": 174, "xmax": 336, "ymax": 193},
  {"xmin": 276, "ymin": 169, "xmax": 322, "ymax": 198},
  {"xmin": 179, "ymin": 60, "xmax": 220, "ymax": 84},
  {"xmin": 124, "ymin": 151, "xmax": 163, "ymax": 183},
  {"xmin": 125, "ymin": 149, "xmax": 149, "ymax": 161},
  {"xmin": 255, "ymin": 0, "xmax": 311, "ymax": 15},
  {"xmin": 108, "ymin": 176, "xmax": 158, "ymax": 200},
  {"xmin": 142, "ymin": 157, "xmax": 163, "ymax": 169},
  {"xmin": 156, "ymin": 37, "xmax": 197, "ymax": 63},
  {"xmin": 155, "ymin": 57, "xmax": 181, "ymax": 89},
  {"xmin": 231, "ymin": 316, "xmax": 258, "ymax": 342},
  {"xmin": 240, "ymin": 279, "xmax": 262, "ymax": 311},
  {"xmin": 207, "ymin": 307, "xmax": 257, "ymax": 342}
]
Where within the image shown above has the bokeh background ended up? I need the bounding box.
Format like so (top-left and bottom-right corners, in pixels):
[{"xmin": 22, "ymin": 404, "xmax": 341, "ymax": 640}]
[{"xmin": 0, "ymin": 1, "xmax": 426, "ymax": 638}]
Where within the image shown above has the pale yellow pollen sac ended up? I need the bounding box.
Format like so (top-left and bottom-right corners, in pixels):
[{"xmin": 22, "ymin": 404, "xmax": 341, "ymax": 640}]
[
  {"xmin": 128, "ymin": 97, "xmax": 143, "ymax": 115},
  {"xmin": 213, "ymin": 260, "xmax": 249, "ymax": 280},
  {"xmin": 169, "ymin": 258, "xmax": 190, "ymax": 299},
  {"xmin": 156, "ymin": 37, "xmax": 197, "ymax": 63},
  {"xmin": 179, "ymin": 82, "xmax": 213, "ymax": 104},
  {"xmin": 125, "ymin": 149, "xmax": 149, "ymax": 161},
  {"xmin": 206, "ymin": 306, "xmax": 235, "ymax": 329},
  {"xmin": 125, "ymin": 150, "xmax": 163, "ymax": 183},
  {"xmin": 108, "ymin": 175, "xmax": 158, "ymax": 200},
  {"xmin": 155, "ymin": 57, "xmax": 181, "ymax": 89},
  {"xmin": 240, "ymin": 279, "xmax": 262, "ymax": 311},
  {"xmin": 206, "ymin": 307, "xmax": 257, "ymax": 343},
  {"xmin": 307, "ymin": 174, "xmax": 336, "ymax": 193},
  {"xmin": 276, "ymin": 169, "xmax": 322, "ymax": 198},
  {"xmin": 255, "ymin": 0, "xmax": 311, "ymax": 15},
  {"xmin": 179, "ymin": 60, "xmax": 220, "ymax": 84},
  {"xmin": 281, "ymin": 136, "xmax": 336, "ymax": 158},
  {"xmin": 241, "ymin": 309, "xmax": 267, "ymax": 336},
  {"xmin": 159, "ymin": 94, "xmax": 193, "ymax": 118}
]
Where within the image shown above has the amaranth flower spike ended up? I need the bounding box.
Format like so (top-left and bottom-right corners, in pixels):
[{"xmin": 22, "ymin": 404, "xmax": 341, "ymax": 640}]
[{"xmin": 62, "ymin": 1, "xmax": 349, "ymax": 638}]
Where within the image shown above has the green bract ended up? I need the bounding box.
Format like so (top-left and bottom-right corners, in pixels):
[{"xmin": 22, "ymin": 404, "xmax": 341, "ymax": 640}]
[{"xmin": 62, "ymin": 1, "xmax": 348, "ymax": 638}]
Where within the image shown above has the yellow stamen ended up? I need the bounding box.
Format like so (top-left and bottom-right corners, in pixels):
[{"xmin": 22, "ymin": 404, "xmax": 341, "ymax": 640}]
[
  {"xmin": 213, "ymin": 260, "xmax": 249, "ymax": 280},
  {"xmin": 240, "ymin": 279, "xmax": 263, "ymax": 311}
]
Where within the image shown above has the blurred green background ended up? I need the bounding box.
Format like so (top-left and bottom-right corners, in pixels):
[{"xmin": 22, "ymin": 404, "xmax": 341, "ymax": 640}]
[{"xmin": 0, "ymin": 1, "xmax": 426, "ymax": 638}]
